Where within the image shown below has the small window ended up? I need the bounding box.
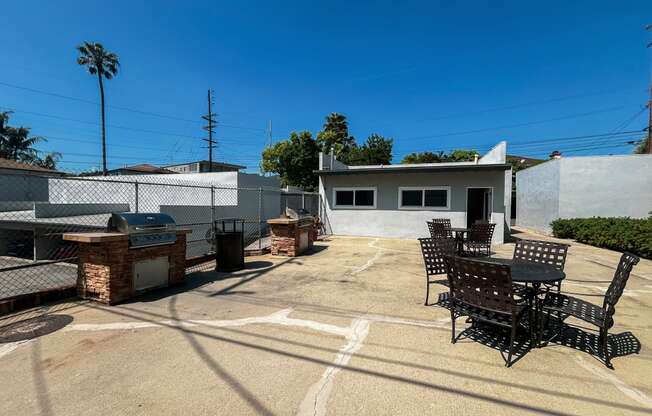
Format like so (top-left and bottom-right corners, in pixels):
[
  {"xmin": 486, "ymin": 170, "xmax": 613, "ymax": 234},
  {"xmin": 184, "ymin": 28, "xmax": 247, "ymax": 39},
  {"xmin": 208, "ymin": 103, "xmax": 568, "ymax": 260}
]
[
  {"xmin": 335, "ymin": 190, "xmax": 354, "ymax": 206},
  {"xmin": 333, "ymin": 187, "xmax": 376, "ymax": 209},
  {"xmin": 401, "ymin": 190, "xmax": 423, "ymax": 207},
  {"xmin": 355, "ymin": 190, "xmax": 375, "ymax": 206},
  {"xmin": 399, "ymin": 187, "xmax": 450, "ymax": 210},
  {"xmin": 424, "ymin": 189, "xmax": 447, "ymax": 207}
]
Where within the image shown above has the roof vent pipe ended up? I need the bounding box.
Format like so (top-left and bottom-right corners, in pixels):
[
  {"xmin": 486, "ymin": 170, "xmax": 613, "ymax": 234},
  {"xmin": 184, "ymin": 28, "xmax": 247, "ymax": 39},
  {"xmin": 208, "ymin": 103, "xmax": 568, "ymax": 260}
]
[
  {"xmin": 473, "ymin": 154, "xmax": 479, "ymax": 164},
  {"xmin": 330, "ymin": 147, "xmax": 335, "ymax": 168}
]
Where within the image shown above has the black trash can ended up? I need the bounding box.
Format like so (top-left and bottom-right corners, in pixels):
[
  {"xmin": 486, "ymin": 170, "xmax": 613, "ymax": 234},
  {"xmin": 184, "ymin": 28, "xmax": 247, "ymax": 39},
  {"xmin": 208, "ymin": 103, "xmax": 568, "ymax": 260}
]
[{"xmin": 214, "ymin": 218, "xmax": 245, "ymax": 272}]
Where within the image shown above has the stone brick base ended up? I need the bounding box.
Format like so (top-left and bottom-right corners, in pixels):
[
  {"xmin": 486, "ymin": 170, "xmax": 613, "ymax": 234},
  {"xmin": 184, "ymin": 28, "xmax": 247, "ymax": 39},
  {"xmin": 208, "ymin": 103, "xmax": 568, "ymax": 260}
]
[
  {"xmin": 73, "ymin": 232, "xmax": 187, "ymax": 304},
  {"xmin": 268, "ymin": 219, "xmax": 314, "ymax": 257}
]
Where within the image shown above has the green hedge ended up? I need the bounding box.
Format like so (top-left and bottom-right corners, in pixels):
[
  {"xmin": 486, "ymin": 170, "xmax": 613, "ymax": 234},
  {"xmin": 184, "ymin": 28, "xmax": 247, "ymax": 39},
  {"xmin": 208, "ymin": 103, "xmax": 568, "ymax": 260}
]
[{"xmin": 550, "ymin": 217, "xmax": 652, "ymax": 259}]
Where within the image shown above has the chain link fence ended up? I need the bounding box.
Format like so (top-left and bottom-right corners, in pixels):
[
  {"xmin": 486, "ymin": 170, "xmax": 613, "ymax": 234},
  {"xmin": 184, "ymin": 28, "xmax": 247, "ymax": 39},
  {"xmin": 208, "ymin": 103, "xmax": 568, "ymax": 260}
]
[{"xmin": 0, "ymin": 173, "xmax": 319, "ymax": 302}]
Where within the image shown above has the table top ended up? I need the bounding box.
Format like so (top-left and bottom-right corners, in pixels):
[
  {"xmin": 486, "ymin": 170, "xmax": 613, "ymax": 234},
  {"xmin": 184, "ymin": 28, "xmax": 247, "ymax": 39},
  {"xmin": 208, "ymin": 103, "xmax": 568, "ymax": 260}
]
[
  {"xmin": 471, "ymin": 257, "xmax": 565, "ymax": 284},
  {"xmin": 450, "ymin": 227, "xmax": 470, "ymax": 232}
]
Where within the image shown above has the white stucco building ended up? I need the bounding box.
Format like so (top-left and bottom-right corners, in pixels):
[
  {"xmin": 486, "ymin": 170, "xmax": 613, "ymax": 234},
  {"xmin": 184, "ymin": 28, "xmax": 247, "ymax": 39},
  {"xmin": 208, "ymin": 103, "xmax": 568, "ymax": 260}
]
[{"xmin": 317, "ymin": 142, "xmax": 512, "ymax": 243}]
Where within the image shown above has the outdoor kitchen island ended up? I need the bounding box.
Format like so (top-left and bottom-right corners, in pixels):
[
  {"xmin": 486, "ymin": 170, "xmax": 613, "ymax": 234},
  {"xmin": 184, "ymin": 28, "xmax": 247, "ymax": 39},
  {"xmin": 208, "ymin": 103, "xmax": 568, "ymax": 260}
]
[
  {"xmin": 267, "ymin": 209, "xmax": 315, "ymax": 257},
  {"xmin": 63, "ymin": 213, "xmax": 190, "ymax": 305}
]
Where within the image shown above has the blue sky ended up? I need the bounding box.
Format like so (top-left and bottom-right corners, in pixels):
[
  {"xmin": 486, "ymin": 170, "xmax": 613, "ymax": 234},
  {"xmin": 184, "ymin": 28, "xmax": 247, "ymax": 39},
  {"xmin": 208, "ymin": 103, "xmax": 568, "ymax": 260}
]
[{"xmin": 1, "ymin": 1, "xmax": 651, "ymax": 172}]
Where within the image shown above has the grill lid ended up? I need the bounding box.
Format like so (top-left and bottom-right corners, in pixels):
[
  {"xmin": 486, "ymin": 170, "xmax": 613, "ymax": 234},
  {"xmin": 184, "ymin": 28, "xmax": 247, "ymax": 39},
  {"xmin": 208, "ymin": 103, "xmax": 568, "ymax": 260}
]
[{"xmin": 108, "ymin": 212, "xmax": 176, "ymax": 234}]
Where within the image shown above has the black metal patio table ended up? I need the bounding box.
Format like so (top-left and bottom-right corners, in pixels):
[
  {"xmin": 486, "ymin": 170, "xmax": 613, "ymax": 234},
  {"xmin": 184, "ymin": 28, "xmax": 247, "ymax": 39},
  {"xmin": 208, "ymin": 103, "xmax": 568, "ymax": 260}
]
[{"xmin": 469, "ymin": 257, "xmax": 566, "ymax": 346}]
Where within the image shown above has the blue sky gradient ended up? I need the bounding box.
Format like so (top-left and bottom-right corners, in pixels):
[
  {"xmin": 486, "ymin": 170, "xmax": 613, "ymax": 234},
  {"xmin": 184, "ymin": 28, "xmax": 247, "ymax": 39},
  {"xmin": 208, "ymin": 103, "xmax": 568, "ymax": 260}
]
[{"xmin": 2, "ymin": 1, "xmax": 651, "ymax": 172}]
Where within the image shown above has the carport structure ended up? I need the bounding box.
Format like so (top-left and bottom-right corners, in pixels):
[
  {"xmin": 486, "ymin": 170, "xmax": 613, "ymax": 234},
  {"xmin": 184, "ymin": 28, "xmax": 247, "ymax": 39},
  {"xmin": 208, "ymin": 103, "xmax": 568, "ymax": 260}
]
[{"xmin": 1, "ymin": 230, "xmax": 652, "ymax": 415}]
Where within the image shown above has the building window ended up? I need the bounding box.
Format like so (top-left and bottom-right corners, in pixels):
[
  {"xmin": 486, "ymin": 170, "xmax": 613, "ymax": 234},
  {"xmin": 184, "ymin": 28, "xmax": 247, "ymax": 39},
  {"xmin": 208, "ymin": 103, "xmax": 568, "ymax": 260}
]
[
  {"xmin": 333, "ymin": 187, "xmax": 376, "ymax": 209},
  {"xmin": 398, "ymin": 187, "xmax": 450, "ymax": 210}
]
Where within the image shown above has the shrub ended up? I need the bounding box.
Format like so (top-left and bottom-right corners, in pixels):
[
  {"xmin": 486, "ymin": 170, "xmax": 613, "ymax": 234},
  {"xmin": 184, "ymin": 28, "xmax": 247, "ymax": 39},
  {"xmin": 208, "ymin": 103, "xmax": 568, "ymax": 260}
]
[{"xmin": 550, "ymin": 217, "xmax": 652, "ymax": 259}]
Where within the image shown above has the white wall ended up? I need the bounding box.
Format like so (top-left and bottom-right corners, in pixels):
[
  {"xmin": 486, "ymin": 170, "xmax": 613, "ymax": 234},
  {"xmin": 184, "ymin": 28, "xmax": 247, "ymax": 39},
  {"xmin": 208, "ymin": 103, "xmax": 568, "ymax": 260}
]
[
  {"xmin": 559, "ymin": 155, "xmax": 652, "ymax": 219},
  {"xmin": 516, "ymin": 159, "xmax": 561, "ymax": 233},
  {"xmin": 516, "ymin": 155, "xmax": 652, "ymax": 234}
]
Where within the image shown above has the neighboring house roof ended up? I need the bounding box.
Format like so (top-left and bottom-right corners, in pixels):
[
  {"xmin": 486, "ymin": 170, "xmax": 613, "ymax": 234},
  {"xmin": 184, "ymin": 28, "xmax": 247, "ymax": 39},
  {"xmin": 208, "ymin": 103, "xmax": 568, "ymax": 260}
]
[
  {"xmin": 315, "ymin": 163, "xmax": 511, "ymax": 175},
  {"xmin": 506, "ymin": 155, "xmax": 544, "ymax": 167},
  {"xmin": 0, "ymin": 158, "xmax": 64, "ymax": 175},
  {"xmin": 163, "ymin": 160, "xmax": 246, "ymax": 170},
  {"xmin": 108, "ymin": 164, "xmax": 177, "ymax": 174}
]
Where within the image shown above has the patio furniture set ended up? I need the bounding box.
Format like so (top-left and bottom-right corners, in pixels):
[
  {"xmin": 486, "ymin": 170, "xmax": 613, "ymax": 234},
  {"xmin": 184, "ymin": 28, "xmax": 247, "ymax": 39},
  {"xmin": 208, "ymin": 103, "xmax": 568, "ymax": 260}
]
[{"xmin": 419, "ymin": 220, "xmax": 641, "ymax": 368}]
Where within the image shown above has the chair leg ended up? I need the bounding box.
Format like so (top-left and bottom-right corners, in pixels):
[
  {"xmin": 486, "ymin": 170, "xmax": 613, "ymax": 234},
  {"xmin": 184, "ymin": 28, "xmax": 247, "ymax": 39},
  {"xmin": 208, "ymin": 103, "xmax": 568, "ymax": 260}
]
[
  {"xmin": 424, "ymin": 281, "xmax": 430, "ymax": 306},
  {"xmin": 601, "ymin": 328, "xmax": 613, "ymax": 369},
  {"xmin": 450, "ymin": 309, "xmax": 456, "ymax": 344},
  {"xmin": 506, "ymin": 318, "xmax": 517, "ymax": 367}
]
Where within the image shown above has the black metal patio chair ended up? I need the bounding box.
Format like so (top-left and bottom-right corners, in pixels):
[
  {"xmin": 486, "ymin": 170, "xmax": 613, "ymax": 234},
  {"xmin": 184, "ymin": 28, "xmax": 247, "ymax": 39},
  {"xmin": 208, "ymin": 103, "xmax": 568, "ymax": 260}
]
[
  {"xmin": 461, "ymin": 223, "xmax": 495, "ymax": 257},
  {"xmin": 431, "ymin": 218, "xmax": 452, "ymax": 229},
  {"xmin": 444, "ymin": 256, "xmax": 530, "ymax": 367},
  {"xmin": 426, "ymin": 221, "xmax": 453, "ymax": 239},
  {"xmin": 418, "ymin": 237, "xmax": 457, "ymax": 305},
  {"xmin": 513, "ymin": 239, "xmax": 570, "ymax": 294},
  {"xmin": 542, "ymin": 252, "xmax": 640, "ymax": 369}
]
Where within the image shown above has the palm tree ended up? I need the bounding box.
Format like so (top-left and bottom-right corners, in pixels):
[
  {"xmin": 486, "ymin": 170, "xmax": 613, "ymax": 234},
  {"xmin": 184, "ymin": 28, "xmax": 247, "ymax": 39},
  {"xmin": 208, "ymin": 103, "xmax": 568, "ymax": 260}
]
[
  {"xmin": 2, "ymin": 126, "xmax": 43, "ymax": 162},
  {"xmin": 36, "ymin": 152, "xmax": 62, "ymax": 170},
  {"xmin": 0, "ymin": 111, "xmax": 44, "ymax": 162},
  {"xmin": 76, "ymin": 42, "xmax": 119, "ymax": 175}
]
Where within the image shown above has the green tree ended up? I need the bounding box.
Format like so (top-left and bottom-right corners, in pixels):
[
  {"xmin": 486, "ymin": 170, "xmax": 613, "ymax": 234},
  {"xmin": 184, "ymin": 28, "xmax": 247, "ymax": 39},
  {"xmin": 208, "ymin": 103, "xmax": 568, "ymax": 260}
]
[
  {"xmin": 634, "ymin": 137, "xmax": 650, "ymax": 154},
  {"xmin": 77, "ymin": 41, "xmax": 119, "ymax": 176},
  {"xmin": 446, "ymin": 149, "xmax": 478, "ymax": 162},
  {"xmin": 316, "ymin": 113, "xmax": 356, "ymax": 158},
  {"xmin": 400, "ymin": 151, "xmax": 445, "ymax": 164},
  {"xmin": 400, "ymin": 149, "xmax": 477, "ymax": 164},
  {"xmin": 36, "ymin": 152, "xmax": 62, "ymax": 170},
  {"xmin": 346, "ymin": 134, "xmax": 393, "ymax": 165},
  {"xmin": 261, "ymin": 131, "xmax": 319, "ymax": 191},
  {"xmin": 0, "ymin": 111, "xmax": 44, "ymax": 162}
]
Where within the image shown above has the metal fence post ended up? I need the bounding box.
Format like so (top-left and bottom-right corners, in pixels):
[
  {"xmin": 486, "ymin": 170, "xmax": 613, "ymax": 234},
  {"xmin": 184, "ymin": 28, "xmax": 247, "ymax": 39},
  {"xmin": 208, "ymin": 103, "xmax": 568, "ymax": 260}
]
[
  {"xmin": 302, "ymin": 192, "xmax": 305, "ymax": 210},
  {"xmin": 258, "ymin": 187, "xmax": 263, "ymax": 249},
  {"xmin": 135, "ymin": 181, "xmax": 139, "ymax": 213},
  {"xmin": 210, "ymin": 186, "xmax": 215, "ymax": 224}
]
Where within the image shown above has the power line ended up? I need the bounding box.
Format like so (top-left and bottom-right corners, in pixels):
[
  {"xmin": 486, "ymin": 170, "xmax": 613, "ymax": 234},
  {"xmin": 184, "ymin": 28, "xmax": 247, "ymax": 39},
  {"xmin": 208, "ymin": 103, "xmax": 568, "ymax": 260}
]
[
  {"xmin": 404, "ymin": 105, "xmax": 630, "ymax": 141},
  {"xmin": 1, "ymin": 106, "xmax": 266, "ymax": 142},
  {"xmin": 0, "ymin": 80, "xmax": 266, "ymax": 131},
  {"xmin": 413, "ymin": 86, "xmax": 643, "ymax": 123}
]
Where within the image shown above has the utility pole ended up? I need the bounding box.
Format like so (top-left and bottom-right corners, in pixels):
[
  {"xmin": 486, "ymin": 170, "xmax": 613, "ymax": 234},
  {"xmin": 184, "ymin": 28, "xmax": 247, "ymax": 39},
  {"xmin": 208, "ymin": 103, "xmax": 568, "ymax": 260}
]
[
  {"xmin": 202, "ymin": 89, "xmax": 218, "ymax": 171},
  {"xmin": 266, "ymin": 119, "xmax": 273, "ymax": 148},
  {"xmin": 646, "ymin": 24, "xmax": 652, "ymax": 153}
]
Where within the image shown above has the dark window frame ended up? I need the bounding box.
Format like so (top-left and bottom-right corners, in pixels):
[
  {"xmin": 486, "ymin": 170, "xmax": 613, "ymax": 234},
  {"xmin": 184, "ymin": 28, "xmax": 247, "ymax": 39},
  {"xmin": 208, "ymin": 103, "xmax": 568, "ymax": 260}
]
[
  {"xmin": 398, "ymin": 186, "xmax": 450, "ymax": 210},
  {"xmin": 333, "ymin": 187, "xmax": 377, "ymax": 209}
]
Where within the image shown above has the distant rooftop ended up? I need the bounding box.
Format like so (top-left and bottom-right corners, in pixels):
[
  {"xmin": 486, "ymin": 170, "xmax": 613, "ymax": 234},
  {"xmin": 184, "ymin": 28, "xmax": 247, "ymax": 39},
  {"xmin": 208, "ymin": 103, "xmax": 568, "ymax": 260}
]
[
  {"xmin": 0, "ymin": 158, "xmax": 65, "ymax": 175},
  {"xmin": 107, "ymin": 164, "xmax": 177, "ymax": 175},
  {"xmin": 163, "ymin": 160, "xmax": 245, "ymax": 171}
]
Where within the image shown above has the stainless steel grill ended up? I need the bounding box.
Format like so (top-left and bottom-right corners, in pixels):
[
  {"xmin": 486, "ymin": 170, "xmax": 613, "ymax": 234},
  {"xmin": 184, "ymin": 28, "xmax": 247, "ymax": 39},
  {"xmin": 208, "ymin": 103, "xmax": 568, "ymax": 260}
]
[
  {"xmin": 285, "ymin": 207, "xmax": 314, "ymax": 227},
  {"xmin": 107, "ymin": 213, "xmax": 177, "ymax": 248}
]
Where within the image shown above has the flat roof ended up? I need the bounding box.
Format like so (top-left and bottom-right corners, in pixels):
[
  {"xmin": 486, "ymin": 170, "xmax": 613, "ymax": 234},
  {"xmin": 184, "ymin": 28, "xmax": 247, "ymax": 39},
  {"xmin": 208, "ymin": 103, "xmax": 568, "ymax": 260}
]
[{"xmin": 315, "ymin": 163, "xmax": 511, "ymax": 175}]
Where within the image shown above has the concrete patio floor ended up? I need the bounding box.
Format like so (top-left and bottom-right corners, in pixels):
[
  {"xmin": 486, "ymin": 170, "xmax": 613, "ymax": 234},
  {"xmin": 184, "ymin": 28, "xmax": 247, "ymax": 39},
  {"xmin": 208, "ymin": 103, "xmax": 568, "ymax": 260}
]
[{"xmin": 1, "ymin": 228, "xmax": 652, "ymax": 415}]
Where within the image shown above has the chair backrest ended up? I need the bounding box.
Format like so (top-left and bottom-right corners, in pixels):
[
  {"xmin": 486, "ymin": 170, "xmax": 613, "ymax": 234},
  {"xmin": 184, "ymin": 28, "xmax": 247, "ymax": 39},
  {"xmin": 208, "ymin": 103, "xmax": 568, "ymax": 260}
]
[
  {"xmin": 603, "ymin": 252, "xmax": 640, "ymax": 328},
  {"xmin": 445, "ymin": 256, "xmax": 515, "ymax": 314},
  {"xmin": 513, "ymin": 239, "xmax": 570, "ymax": 271},
  {"xmin": 427, "ymin": 221, "xmax": 453, "ymax": 239},
  {"xmin": 418, "ymin": 237, "xmax": 457, "ymax": 276},
  {"xmin": 469, "ymin": 223, "xmax": 496, "ymax": 244},
  {"xmin": 432, "ymin": 218, "xmax": 451, "ymax": 229}
]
